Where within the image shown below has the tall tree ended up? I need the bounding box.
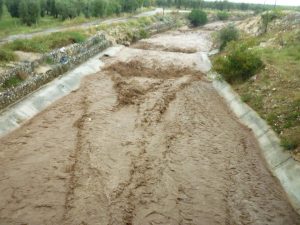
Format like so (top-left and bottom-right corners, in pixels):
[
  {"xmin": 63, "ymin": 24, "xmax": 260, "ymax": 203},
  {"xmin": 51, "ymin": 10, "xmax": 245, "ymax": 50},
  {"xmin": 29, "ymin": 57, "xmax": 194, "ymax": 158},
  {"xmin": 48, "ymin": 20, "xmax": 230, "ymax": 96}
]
[
  {"xmin": 0, "ymin": 0, "xmax": 3, "ymax": 18},
  {"xmin": 5, "ymin": 0, "xmax": 19, "ymax": 17},
  {"xmin": 19, "ymin": 0, "xmax": 41, "ymax": 26},
  {"xmin": 92, "ymin": 0, "xmax": 107, "ymax": 17}
]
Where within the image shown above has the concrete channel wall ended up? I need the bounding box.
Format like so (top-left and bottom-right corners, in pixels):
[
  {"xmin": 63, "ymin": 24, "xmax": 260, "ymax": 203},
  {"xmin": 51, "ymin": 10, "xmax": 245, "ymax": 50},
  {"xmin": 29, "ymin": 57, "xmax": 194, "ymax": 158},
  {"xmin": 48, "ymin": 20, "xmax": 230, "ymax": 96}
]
[{"xmin": 208, "ymin": 72, "xmax": 300, "ymax": 215}]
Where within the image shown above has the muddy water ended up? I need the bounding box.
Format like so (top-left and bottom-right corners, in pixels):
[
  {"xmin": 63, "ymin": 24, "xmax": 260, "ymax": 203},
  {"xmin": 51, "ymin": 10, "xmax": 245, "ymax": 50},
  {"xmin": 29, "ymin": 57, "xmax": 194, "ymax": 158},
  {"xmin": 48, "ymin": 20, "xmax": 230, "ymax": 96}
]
[{"xmin": 0, "ymin": 28, "xmax": 299, "ymax": 225}]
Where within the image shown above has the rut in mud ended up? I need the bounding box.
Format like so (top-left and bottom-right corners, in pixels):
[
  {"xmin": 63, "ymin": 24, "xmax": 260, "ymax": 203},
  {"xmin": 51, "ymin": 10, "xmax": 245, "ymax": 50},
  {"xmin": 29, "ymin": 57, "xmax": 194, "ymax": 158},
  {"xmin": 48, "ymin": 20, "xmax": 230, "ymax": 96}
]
[{"xmin": 0, "ymin": 28, "xmax": 300, "ymax": 225}]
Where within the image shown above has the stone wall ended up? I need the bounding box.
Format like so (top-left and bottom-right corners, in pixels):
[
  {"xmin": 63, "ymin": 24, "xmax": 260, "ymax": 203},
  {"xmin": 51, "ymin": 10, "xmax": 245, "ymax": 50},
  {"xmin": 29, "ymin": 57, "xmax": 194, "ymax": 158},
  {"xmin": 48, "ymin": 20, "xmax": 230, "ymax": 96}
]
[
  {"xmin": 0, "ymin": 17, "xmax": 178, "ymax": 111},
  {"xmin": 0, "ymin": 33, "xmax": 111, "ymax": 110}
]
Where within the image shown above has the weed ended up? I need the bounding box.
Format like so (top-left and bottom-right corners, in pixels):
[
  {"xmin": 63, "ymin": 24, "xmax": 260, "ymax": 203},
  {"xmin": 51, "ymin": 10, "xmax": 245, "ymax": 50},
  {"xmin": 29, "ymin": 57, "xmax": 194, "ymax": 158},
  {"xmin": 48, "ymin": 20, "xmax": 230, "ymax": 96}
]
[
  {"xmin": 281, "ymin": 138, "xmax": 298, "ymax": 151},
  {"xmin": 218, "ymin": 24, "xmax": 239, "ymax": 50},
  {"xmin": 217, "ymin": 11, "xmax": 229, "ymax": 21},
  {"xmin": 5, "ymin": 31, "xmax": 87, "ymax": 53},
  {"xmin": 3, "ymin": 75, "xmax": 23, "ymax": 88},
  {"xmin": 0, "ymin": 48, "xmax": 17, "ymax": 62}
]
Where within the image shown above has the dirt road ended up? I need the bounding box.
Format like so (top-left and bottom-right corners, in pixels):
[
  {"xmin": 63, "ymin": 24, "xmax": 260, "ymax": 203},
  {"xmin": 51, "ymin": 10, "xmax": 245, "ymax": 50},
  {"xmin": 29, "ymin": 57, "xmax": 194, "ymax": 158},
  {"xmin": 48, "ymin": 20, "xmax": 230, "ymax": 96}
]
[{"xmin": 0, "ymin": 28, "xmax": 299, "ymax": 225}]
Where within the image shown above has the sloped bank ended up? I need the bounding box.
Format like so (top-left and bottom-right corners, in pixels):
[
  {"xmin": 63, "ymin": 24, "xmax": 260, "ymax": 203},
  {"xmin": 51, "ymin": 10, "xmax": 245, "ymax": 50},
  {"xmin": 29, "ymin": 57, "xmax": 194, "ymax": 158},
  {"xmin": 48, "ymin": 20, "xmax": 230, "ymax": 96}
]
[
  {"xmin": 0, "ymin": 15, "xmax": 179, "ymax": 111},
  {"xmin": 208, "ymin": 72, "xmax": 300, "ymax": 215}
]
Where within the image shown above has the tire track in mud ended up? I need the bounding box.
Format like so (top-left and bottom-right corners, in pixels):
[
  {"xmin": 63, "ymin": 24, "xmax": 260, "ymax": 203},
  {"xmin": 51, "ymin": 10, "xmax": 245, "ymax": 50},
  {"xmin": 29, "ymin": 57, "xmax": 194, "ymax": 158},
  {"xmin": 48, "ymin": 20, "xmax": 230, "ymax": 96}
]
[
  {"xmin": 106, "ymin": 72, "xmax": 200, "ymax": 224},
  {"xmin": 0, "ymin": 28, "xmax": 300, "ymax": 225},
  {"xmin": 63, "ymin": 92, "xmax": 89, "ymax": 221}
]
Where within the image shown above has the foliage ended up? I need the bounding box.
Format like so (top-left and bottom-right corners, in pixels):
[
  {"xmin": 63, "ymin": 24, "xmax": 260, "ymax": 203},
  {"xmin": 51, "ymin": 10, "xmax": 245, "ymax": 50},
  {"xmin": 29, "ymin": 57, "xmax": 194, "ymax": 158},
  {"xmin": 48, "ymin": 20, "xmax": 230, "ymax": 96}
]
[
  {"xmin": 3, "ymin": 75, "xmax": 23, "ymax": 88},
  {"xmin": 261, "ymin": 9, "xmax": 283, "ymax": 33},
  {"xmin": 5, "ymin": 0, "xmax": 19, "ymax": 18},
  {"xmin": 217, "ymin": 11, "xmax": 229, "ymax": 21},
  {"xmin": 0, "ymin": 48, "xmax": 17, "ymax": 62},
  {"xmin": 6, "ymin": 31, "xmax": 87, "ymax": 53},
  {"xmin": 218, "ymin": 24, "xmax": 239, "ymax": 50},
  {"xmin": 188, "ymin": 9, "xmax": 207, "ymax": 27},
  {"xmin": 281, "ymin": 138, "xmax": 299, "ymax": 151},
  {"xmin": 0, "ymin": 0, "xmax": 3, "ymax": 18},
  {"xmin": 213, "ymin": 42, "xmax": 264, "ymax": 83},
  {"xmin": 19, "ymin": 0, "xmax": 41, "ymax": 26}
]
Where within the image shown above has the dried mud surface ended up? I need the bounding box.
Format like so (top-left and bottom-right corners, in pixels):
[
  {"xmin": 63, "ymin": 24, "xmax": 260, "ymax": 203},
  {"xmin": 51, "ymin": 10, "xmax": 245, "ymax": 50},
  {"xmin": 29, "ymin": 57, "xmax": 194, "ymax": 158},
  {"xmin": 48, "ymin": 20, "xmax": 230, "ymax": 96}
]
[{"xmin": 0, "ymin": 29, "xmax": 300, "ymax": 225}]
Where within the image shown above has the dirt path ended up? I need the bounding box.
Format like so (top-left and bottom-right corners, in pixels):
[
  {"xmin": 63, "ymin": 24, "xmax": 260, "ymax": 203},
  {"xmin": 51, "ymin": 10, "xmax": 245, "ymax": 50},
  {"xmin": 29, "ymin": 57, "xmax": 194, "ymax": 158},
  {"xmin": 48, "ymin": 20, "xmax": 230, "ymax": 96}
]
[{"xmin": 0, "ymin": 28, "xmax": 299, "ymax": 225}]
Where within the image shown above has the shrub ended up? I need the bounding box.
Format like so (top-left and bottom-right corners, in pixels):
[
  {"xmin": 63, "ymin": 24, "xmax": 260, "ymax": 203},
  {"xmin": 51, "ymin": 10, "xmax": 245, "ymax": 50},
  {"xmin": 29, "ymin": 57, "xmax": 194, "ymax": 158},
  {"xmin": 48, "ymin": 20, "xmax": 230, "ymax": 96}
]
[
  {"xmin": 218, "ymin": 24, "xmax": 239, "ymax": 50},
  {"xmin": 281, "ymin": 138, "xmax": 298, "ymax": 151},
  {"xmin": 261, "ymin": 10, "xmax": 283, "ymax": 33},
  {"xmin": 188, "ymin": 9, "xmax": 208, "ymax": 27},
  {"xmin": 213, "ymin": 42, "xmax": 264, "ymax": 83},
  {"xmin": 0, "ymin": 48, "xmax": 17, "ymax": 62},
  {"xmin": 3, "ymin": 75, "xmax": 23, "ymax": 88},
  {"xmin": 217, "ymin": 11, "xmax": 229, "ymax": 21}
]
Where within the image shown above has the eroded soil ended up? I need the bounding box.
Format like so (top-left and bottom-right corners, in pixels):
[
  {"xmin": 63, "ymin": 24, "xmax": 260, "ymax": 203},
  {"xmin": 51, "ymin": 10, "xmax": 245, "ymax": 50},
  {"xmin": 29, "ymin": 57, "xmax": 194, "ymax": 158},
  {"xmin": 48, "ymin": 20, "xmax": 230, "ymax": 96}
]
[{"xmin": 0, "ymin": 28, "xmax": 299, "ymax": 225}]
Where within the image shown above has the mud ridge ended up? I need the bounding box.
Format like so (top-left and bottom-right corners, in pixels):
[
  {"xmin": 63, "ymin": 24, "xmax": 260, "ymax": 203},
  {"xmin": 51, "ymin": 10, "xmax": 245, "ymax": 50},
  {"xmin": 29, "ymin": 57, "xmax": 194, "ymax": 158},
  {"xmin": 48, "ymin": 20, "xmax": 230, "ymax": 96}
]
[{"xmin": 63, "ymin": 93, "xmax": 90, "ymax": 222}]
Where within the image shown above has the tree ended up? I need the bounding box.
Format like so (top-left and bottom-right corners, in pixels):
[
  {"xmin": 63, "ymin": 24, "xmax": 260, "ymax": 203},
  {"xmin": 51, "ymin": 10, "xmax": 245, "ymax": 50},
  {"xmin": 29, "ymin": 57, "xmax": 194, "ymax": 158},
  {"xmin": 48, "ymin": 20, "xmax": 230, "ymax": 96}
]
[
  {"xmin": 122, "ymin": 0, "xmax": 139, "ymax": 12},
  {"xmin": 40, "ymin": 0, "xmax": 47, "ymax": 17},
  {"xmin": 92, "ymin": 0, "xmax": 107, "ymax": 17},
  {"xmin": 19, "ymin": 0, "xmax": 41, "ymax": 26},
  {"xmin": 46, "ymin": 0, "xmax": 58, "ymax": 17},
  {"xmin": 5, "ymin": 0, "xmax": 19, "ymax": 17},
  {"xmin": 56, "ymin": 0, "xmax": 77, "ymax": 20},
  {"xmin": 0, "ymin": 0, "xmax": 3, "ymax": 18},
  {"xmin": 157, "ymin": 0, "xmax": 167, "ymax": 15},
  {"xmin": 188, "ymin": 9, "xmax": 207, "ymax": 26}
]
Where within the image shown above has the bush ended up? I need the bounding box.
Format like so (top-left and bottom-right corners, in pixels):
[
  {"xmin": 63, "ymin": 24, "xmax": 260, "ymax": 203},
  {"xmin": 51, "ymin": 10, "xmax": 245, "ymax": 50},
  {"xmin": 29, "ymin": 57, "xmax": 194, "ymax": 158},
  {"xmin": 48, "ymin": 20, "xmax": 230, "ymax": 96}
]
[
  {"xmin": 218, "ymin": 24, "xmax": 239, "ymax": 50},
  {"xmin": 0, "ymin": 48, "xmax": 17, "ymax": 62},
  {"xmin": 188, "ymin": 9, "xmax": 208, "ymax": 27},
  {"xmin": 217, "ymin": 11, "xmax": 229, "ymax": 21},
  {"xmin": 213, "ymin": 42, "xmax": 264, "ymax": 83},
  {"xmin": 3, "ymin": 75, "xmax": 23, "ymax": 88}
]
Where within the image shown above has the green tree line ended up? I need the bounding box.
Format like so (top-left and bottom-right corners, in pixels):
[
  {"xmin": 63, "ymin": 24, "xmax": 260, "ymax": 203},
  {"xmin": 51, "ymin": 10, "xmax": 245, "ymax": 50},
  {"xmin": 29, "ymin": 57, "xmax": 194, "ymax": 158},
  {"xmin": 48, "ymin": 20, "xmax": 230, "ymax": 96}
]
[{"xmin": 0, "ymin": 0, "xmax": 297, "ymax": 26}]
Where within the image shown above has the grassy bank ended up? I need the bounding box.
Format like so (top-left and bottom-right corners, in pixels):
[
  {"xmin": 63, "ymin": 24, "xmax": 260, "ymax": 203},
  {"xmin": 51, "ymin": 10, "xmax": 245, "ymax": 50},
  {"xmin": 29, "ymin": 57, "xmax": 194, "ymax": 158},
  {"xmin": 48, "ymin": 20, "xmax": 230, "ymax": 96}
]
[{"xmin": 213, "ymin": 13, "xmax": 300, "ymax": 157}]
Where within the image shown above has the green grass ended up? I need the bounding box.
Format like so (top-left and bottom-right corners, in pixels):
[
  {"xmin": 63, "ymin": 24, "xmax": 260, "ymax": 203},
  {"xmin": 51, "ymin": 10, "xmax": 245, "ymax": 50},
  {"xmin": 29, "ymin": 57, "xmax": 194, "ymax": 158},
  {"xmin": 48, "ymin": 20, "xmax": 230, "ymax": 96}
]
[
  {"xmin": 2, "ymin": 75, "xmax": 23, "ymax": 88},
  {"xmin": 0, "ymin": 48, "xmax": 17, "ymax": 62},
  {"xmin": 4, "ymin": 31, "xmax": 88, "ymax": 53},
  {"xmin": 232, "ymin": 29, "xmax": 300, "ymax": 152}
]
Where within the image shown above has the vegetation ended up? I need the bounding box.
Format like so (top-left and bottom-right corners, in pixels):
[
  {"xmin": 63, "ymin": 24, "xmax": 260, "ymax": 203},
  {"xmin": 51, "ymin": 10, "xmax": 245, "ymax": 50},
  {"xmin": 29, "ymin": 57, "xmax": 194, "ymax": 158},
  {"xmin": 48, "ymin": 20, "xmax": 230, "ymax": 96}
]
[
  {"xmin": 3, "ymin": 75, "xmax": 23, "ymax": 88},
  {"xmin": 226, "ymin": 16, "xmax": 300, "ymax": 153},
  {"xmin": 4, "ymin": 31, "xmax": 87, "ymax": 53},
  {"xmin": 261, "ymin": 9, "xmax": 283, "ymax": 33},
  {"xmin": 218, "ymin": 24, "xmax": 239, "ymax": 50},
  {"xmin": 0, "ymin": 0, "xmax": 3, "ymax": 18},
  {"xmin": 0, "ymin": 48, "xmax": 17, "ymax": 62},
  {"xmin": 188, "ymin": 9, "xmax": 207, "ymax": 26},
  {"xmin": 213, "ymin": 41, "xmax": 264, "ymax": 83},
  {"xmin": 19, "ymin": 0, "xmax": 41, "ymax": 26},
  {"xmin": 0, "ymin": 0, "xmax": 294, "ymax": 28},
  {"xmin": 217, "ymin": 11, "xmax": 229, "ymax": 21}
]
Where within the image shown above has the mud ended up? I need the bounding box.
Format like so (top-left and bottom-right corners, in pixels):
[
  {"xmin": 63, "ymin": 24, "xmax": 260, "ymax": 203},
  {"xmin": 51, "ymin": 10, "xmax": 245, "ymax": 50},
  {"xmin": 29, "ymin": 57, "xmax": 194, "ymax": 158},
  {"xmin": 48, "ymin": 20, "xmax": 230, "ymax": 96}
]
[
  {"xmin": 0, "ymin": 29, "xmax": 300, "ymax": 225},
  {"xmin": 132, "ymin": 29, "xmax": 212, "ymax": 53}
]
